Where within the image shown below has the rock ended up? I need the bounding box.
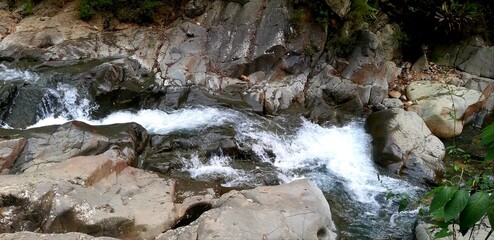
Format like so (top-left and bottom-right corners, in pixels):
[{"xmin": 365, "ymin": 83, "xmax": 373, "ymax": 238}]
[
  {"xmin": 433, "ymin": 37, "xmax": 485, "ymax": 68},
  {"xmin": 0, "ymin": 138, "xmax": 26, "ymax": 174},
  {"xmin": 406, "ymin": 81, "xmax": 483, "ymax": 138},
  {"xmin": 383, "ymin": 98, "xmax": 403, "ymax": 109},
  {"xmin": 458, "ymin": 46, "xmax": 494, "ymax": 79},
  {"xmin": 0, "ymin": 155, "xmax": 178, "ymax": 239},
  {"xmin": 325, "ymin": 0, "xmax": 351, "ymax": 18},
  {"xmin": 0, "ymin": 232, "xmax": 118, "ymax": 240},
  {"xmin": 411, "ymin": 53, "xmax": 429, "ymax": 72},
  {"xmin": 185, "ymin": 0, "xmax": 209, "ymax": 18},
  {"xmin": 264, "ymin": 73, "xmax": 307, "ymax": 113},
  {"xmin": 365, "ymin": 108, "xmax": 445, "ymax": 183},
  {"xmin": 375, "ymin": 24, "xmax": 401, "ymax": 61},
  {"xmin": 158, "ymin": 179, "xmax": 337, "ymax": 240},
  {"xmin": 389, "ymin": 90, "xmax": 401, "ymax": 98},
  {"xmin": 0, "ymin": 121, "xmax": 148, "ymax": 173},
  {"xmin": 463, "ymin": 73, "xmax": 494, "ymax": 126}
]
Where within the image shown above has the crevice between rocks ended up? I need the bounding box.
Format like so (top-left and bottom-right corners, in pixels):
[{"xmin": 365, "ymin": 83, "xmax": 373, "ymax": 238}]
[{"xmin": 170, "ymin": 203, "xmax": 212, "ymax": 229}]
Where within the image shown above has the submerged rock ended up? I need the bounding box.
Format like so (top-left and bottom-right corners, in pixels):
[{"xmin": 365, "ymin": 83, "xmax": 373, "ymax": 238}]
[
  {"xmin": 158, "ymin": 179, "xmax": 337, "ymax": 240},
  {"xmin": 365, "ymin": 108, "xmax": 445, "ymax": 183}
]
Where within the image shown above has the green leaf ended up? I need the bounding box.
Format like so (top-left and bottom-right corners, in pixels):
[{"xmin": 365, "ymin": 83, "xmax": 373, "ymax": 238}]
[
  {"xmin": 485, "ymin": 150, "xmax": 494, "ymax": 162},
  {"xmin": 444, "ymin": 189, "xmax": 469, "ymax": 222},
  {"xmin": 398, "ymin": 198, "xmax": 408, "ymax": 212},
  {"xmin": 430, "ymin": 187, "xmax": 456, "ymax": 214},
  {"xmin": 434, "ymin": 228, "xmax": 453, "ymax": 238},
  {"xmin": 459, "ymin": 191, "xmax": 489, "ymax": 234},
  {"xmin": 488, "ymin": 194, "xmax": 494, "ymax": 232}
]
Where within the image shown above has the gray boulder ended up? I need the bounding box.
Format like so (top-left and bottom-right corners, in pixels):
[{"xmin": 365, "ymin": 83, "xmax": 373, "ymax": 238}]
[
  {"xmin": 458, "ymin": 46, "xmax": 494, "ymax": 79},
  {"xmin": 365, "ymin": 108, "xmax": 445, "ymax": 182},
  {"xmin": 434, "ymin": 37, "xmax": 494, "ymax": 78},
  {"xmin": 0, "ymin": 121, "xmax": 148, "ymax": 174},
  {"xmin": 159, "ymin": 179, "xmax": 337, "ymax": 240},
  {"xmin": 406, "ymin": 81, "xmax": 483, "ymax": 138}
]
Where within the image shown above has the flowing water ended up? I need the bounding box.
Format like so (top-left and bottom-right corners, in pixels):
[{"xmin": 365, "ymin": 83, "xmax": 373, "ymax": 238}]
[{"xmin": 0, "ymin": 64, "xmax": 427, "ymax": 239}]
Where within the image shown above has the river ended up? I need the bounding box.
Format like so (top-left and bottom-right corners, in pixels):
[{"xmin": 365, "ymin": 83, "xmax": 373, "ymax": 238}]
[{"xmin": 0, "ymin": 62, "xmax": 427, "ymax": 239}]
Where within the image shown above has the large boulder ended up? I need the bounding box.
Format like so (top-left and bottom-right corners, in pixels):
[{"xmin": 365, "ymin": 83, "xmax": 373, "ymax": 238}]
[
  {"xmin": 158, "ymin": 179, "xmax": 337, "ymax": 240},
  {"xmin": 406, "ymin": 81, "xmax": 483, "ymax": 138},
  {"xmin": 0, "ymin": 154, "xmax": 178, "ymax": 239},
  {"xmin": 365, "ymin": 108, "xmax": 445, "ymax": 183},
  {"xmin": 0, "ymin": 121, "xmax": 148, "ymax": 173}
]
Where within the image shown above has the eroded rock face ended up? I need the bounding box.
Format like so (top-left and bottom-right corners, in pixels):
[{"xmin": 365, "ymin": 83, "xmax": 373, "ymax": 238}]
[
  {"xmin": 158, "ymin": 179, "xmax": 337, "ymax": 240},
  {"xmin": 406, "ymin": 81, "xmax": 483, "ymax": 138},
  {"xmin": 365, "ymin": 108, "xmax": 445, "ymax": 183}
]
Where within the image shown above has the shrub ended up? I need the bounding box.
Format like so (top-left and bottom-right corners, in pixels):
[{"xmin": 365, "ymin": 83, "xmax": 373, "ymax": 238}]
[{"xmin": 78, "ymin": 0, "xmax": 167, "ymax": 24}]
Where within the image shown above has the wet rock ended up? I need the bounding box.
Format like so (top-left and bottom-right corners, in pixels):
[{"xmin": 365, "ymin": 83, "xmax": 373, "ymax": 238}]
[
  {"xmin": 0, "ymin": 232, "xmax": 118, "ymax": 240},
  {"xmin": 158, "ymin": 179, "xmax": 337, "ymax": 240},
  {"xmin": 365, "ymin": 108, "xmax": 445, "ymax": 183},
  {"xmin": 0, "ymin": 81, "xmax": 67, "ymax": 129},
  {"xmin": 0, "ymin": 121, "xmax": 148, "ymax": 174},
  {"xmin": 406, "ymin": 81, "xmax": 483, "ymax": 138}
]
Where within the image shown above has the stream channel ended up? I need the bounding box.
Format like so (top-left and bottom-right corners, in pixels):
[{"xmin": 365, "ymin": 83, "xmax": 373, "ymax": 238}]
[{"xmin": 0, "ymin": 62, "xmax": 429, "ymax": 239}]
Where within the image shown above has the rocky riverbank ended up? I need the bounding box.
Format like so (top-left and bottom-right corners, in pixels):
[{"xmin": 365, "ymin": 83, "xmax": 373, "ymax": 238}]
[{"xmin": 1, "ymin": 0, "xmax": 494, "ymax": 239}]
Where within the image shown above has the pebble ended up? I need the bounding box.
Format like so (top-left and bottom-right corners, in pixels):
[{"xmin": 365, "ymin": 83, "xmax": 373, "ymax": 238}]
[{"xmin": 389, "ymin": 90, "xmax": 401, "ymax": 98}]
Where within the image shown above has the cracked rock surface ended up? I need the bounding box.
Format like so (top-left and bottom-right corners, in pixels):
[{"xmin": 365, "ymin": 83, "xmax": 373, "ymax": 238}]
[{"xmin": 158, "ymin": 179, "xmax": 337, "ymax": 240}]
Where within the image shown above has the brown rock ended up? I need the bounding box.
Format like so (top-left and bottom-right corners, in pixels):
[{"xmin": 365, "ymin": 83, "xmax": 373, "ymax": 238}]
[
  {"xmin": 389, "ymin": 90, "xmax": 401, "ymax": 99},
  {"xmin": 0, "ymin": 138, "xmax": 26, "ymax": 174}
]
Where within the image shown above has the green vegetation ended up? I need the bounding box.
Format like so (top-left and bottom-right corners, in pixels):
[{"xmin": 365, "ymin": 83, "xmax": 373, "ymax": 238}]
[
  {"xmin": 424, "ymin": 125, "xmax": 494, "ymax": 239},
  {"xmin": 381, "ymin": 0, "xmax": 494, "ymax": 60},
  {"xmin": 78, "ymin": 0, "xmax": 164, "ymax": 23}
]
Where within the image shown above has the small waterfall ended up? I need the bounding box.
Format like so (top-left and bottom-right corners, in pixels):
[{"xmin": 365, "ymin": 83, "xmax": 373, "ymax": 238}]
[
  {"xmin": 0, "ymin": 64, "xmax": 40, "ymax": 82},
  {"xmin": 29, "ymin": 83, "xmax": 97, "ymax": 129}
]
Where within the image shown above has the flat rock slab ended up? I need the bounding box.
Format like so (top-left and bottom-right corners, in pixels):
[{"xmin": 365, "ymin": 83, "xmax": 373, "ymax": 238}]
[{"xmin": 159, "ymin": 179, "xmax": 337, "ymax": 240}]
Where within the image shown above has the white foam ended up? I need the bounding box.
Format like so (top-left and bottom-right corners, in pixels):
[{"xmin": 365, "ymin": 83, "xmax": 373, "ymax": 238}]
[
  {"xmin": 0, "ymin": 64, "xmax": 40, "ymax": 82},
  {"xmin": 183, "ymin": 153, "xmax": 251, "ymax": 187},
  {"xmin": 234, "ymin": 118, "xmax": 419, "ymax": 206}
]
